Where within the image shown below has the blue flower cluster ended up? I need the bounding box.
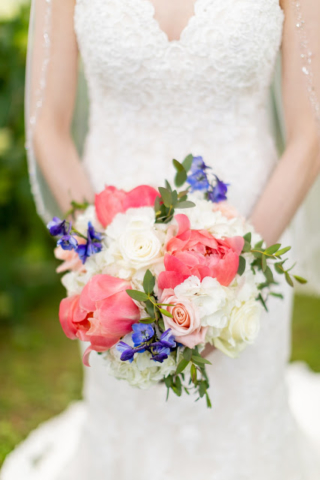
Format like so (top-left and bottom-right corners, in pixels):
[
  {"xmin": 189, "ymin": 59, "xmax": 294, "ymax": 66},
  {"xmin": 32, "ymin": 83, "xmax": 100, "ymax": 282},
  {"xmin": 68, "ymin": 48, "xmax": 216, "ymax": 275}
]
[
  {"xmin": 117, "ymin": 325, "xmax": 176, "ymax": 364},
  {"xmin": 186, "ymin": 156, "xmax": 229, "ymax": 203},
  {"xmin": 47, "ymin": 217, "xmax": 103, "ymax": 264}
]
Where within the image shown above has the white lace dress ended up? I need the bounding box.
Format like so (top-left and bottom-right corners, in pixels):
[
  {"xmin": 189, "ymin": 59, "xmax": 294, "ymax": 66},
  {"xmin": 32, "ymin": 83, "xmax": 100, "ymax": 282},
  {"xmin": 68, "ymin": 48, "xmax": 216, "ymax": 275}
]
[{"xmin": 2, "ymin": 0, "xmax": 320, "ymax": 479}]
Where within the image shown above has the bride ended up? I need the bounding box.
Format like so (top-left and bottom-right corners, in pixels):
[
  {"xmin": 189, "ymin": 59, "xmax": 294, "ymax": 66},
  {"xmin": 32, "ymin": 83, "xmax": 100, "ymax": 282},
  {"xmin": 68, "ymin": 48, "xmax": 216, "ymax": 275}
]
[{"xmin": 2, "ymin": 0, "xmax": 320, "ymax": 479}]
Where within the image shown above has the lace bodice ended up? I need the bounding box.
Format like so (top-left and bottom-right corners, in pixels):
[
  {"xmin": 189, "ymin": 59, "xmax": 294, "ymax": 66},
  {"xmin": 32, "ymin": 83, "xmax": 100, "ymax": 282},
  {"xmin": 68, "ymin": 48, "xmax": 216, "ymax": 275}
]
[{"xmin": 74, "ymin": 0, "xmax": 284, "ymax": 216}]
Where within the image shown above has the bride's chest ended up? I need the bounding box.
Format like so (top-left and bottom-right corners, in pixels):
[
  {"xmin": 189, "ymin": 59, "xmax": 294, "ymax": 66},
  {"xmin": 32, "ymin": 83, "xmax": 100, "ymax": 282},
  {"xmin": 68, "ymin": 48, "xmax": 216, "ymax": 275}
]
[{"xmin": 74, "ymin": 0, "xmax": 284, "ymax": 93}]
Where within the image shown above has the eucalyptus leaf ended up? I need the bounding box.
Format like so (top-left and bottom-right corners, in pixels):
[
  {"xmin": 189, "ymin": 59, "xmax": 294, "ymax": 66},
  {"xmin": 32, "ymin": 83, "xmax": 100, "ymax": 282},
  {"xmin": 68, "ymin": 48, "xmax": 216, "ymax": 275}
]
[
  {"xmin": 159, "ymin": 187, "xmax": 173, "ymax": 208},
  {"xmin": 126, "ymin": 290, "xmax": 149, "ymax": 302},
  {"xmin": 285, "ymin": 272, "xmax": 294, "ymax": 287},
  {"xmin": 176, "ymin": 201, "xmax": 195, "ymax": 209},
  {"xmin": 159, "ymin": 308, "xmax": 173, "ymax": 318},
  {"xmin": 243, "ymin": 232, "xmax": 252, "ymax": 244},
  {"xmin": 275, "ymin": 246, "xmax": 291, "ymax": 257},
  {"xmin": 182, "ymin": 153, "xmax": 194, "ymax": 172},
  {"xmin": 190, "ymin": 364, "xmax": 197, "ymax": 384},
  {"xmin": 173, "ymin": 159, "xmax": 185, "ymax": 172},
  {"xmin": 269, "ymin": 292, "xmax": 284, "ymax": 299},
  {"xmin": 183, "ymin": 348, "xmax": 193, "ymax": 362},
  {"xmin": 293, "ymin": 275, "xmax": 307, "ymax": 284},
  {"xmin": 176, "ymin": 359, "xmax": 189, "ymax": 375},
  {"xmin": 261, "ymin": 255, "xmax": 267, "ymax": 272},
  {"xmin": 175, "ymin": 170, "xmax": 188, "ymax": 187},
  {"xmin": 139, "ymin": 318, "xmax": 155, "ymax": 324},
  {"xmin": 237, "ymin": 256, "xmax": 246, "ymax": 276},
  {"xmin": 265, "ymin": 243, "xmax": 281, "ymax": 255},
  {"xmin": 143, "ymin": 269, "xmax": 155, "ymax": 295},
  {"xmin": 191, "ymin": 355, "xmax": 212, "ymax": 366},
  {"xmin": 257, "ymin": 293, "xmax": 268, "ymax": 312},
  {"xmin": 206, "ymin": 392, "xmax": 212, "ymax": 409},
  {"xmin": 165, "ymin": 180, "xmax": 172, "ymax": 191}
]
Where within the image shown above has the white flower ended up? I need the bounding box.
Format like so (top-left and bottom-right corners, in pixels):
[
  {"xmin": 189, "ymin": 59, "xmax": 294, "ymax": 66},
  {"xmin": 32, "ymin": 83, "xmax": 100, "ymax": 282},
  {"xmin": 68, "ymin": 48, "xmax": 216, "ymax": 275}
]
[
  {"xmin": 174, "ymin": 276, "xmax": 231, "ymax": 335},
  {"xmin": 104, "ymin": 207, "xmax": 165, "ymax": 274},
  {"xmin": 214, "ymin": 298, "xmax": 262, "ymax": 358},
  {"xmin": 103, "ymin": 334, "xmax": 179, "ymax": 389}
]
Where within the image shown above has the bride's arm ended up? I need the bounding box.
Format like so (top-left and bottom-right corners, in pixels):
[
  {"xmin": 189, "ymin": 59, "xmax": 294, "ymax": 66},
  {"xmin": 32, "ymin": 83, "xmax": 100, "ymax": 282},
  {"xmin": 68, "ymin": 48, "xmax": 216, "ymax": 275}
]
[
  {"xmin": 250, "ymin": 0, "xmax": 320, "ymax": 245},
  {"xmin": 32, "ymin": 0, "xmax": 94, "ymax": 213}
]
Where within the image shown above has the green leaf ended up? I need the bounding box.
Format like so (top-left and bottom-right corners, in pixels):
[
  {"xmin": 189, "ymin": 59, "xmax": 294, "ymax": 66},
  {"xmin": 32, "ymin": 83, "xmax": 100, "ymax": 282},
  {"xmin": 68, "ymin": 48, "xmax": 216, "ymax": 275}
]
[
  {"xmin": 165, "ymin": 180, "xmax": 172, "ymax": 192},
  {"xmin": 264, "ymin": 266, "xmax": 274, "ymax": 284},
  {"xmin": 183, "ymin": 347, "xmax": 193, "ymax": 362},
  {"xmin": 158, "ymin": 318, "xmax": 165, "ymax": 331},
  {"xmin": 143, "ymin": 269, "xmax": 156, "ymax": 295},
  {"xmin": 199, "ymin": 381, "xmax": 207, "ymax": 398},
  {"xmin": 182, "ymin": 154, "xmax": 194, "ymax": 172},
  {"xmin": 173, "ymin": 159, "xmax": 185, "ymax": 172},
  {"xmin": 175, "ymin": 170, "xmax": 188, "ymax": 187},
  {"xmin": 285, "ymin": 272, "xmax": 294, "ymax": 287},
  {"xmin": 184, "ymin": 387, "xmax": 190, "ymax": 395},
  {"xmin": 164, "ymin": 375, "xmax": 173, "ymax": 388},
  {"xmin": 270, "ymin": 292, "xmax": 284, "ymax": 299},
  {"xmin": 176, "ymin": 201, "xmax": 195, "ymax": 209},
  {"xmin": 145, "ymin": 299, "xmax": 156, "ymax": 318},
  {"xmin": 264, "ymin": 243, "xmax": 281, "ymax": 255},
  {"xmin": 293, "ymin": 275, "xmax": 308, "ymax": 285},
  {"xmin": 206, "ymin": 392, "xmax": 212, "ymax": 409},
  {"xmin": 176, "ymin": 358, "xmax": 189, "ymax": 375},
  {"xmin": 261, "ymin": 255, "xmax": 267, "ymax": 272},
  {"xmin": 159, "ymin": 308, "xmax": 173, "ymax": 318},
  {"xmin": 275, "ymin": 246, "xmax": 291, "ymax": 257},
  {"xmin": 274, "ymin": 262, "xmax": 285, "ymax": 274},
  {"xmin": 190, "ymin": 364, "xmax": 197, "ymax": 384},
  {"xmin": 158, "ymin": 187, "xmax": 173, "ymax": 208},
  {"xmin": 191, "ymin": 355, "xmax": 212, "ymax": 366},
  {"xmin": 139, "ymin": 318, "xmax": 155, "ymax": 324},
  {"xmin": 237, "ymin": 256, "xmax": 246, "ymax": 276},
  {"xmin": 171, "ymin": 190, "xmax": 178, "ymax": 206},
  {"xmin": 243, "ymin": 232, "xmax": 252, "ymax": 244},
  {"xmin": 257, "ymin": 293, "xmax": 268, "ymax": 312},
  {"xmin": 242, "ymin": 241, "xmax": 251, "ymax": 253},
  {"xmin": 126, "ymin": 290, "xmax": 149, "ymax": 302}
]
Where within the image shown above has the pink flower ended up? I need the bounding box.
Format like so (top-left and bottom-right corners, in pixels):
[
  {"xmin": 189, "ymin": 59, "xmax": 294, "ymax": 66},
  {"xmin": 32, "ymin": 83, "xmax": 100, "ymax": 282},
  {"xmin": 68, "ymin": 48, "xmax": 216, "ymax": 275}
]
[
  {"xmin": 160, "ymin": 289, "xmax": 207, "ymax": 348},
  {"xmin": 212, "ymin": 201, "xmax": 239, "ymax": 220},
  {"xmin": 59, "ymin": 274, "xmax": 140, "ymax": 366},
  {"xmin": 95, "ymin": 185, "xmax": 159, "ymax": 227},
  {"xmin": 54, "ymin": 243, "xmax": 85, "ymax": 274},
  {"xmin": 158, "ymin": 214, "xmax": 244, "ymax": 290}
]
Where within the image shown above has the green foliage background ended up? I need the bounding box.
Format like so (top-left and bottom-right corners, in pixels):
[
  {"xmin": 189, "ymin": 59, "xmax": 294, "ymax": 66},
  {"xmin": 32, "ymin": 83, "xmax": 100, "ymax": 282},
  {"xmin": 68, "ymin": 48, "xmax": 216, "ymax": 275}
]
[{"xmin": 0, "ymin": 2, "xmax": 319, "ymax": 469}]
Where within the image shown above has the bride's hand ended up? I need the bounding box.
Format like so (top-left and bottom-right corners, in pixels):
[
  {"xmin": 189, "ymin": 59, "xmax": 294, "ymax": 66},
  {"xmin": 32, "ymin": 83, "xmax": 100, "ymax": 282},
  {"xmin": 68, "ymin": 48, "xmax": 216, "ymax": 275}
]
[{"xmin": 202, "ymin": 343, "xmax": 216, "ymax": 358}]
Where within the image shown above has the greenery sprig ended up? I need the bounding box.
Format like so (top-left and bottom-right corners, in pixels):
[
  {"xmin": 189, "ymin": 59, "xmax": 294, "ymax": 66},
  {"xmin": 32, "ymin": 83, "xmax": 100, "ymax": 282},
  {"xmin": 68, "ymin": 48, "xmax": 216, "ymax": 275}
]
[
  {"xmin": 238, "ymin": 233, "xmax": 307, "ymax": 311},
  {"xmin": 126, "ymin": 270, "xmax": 212, "ymax": 407},
  {"xmin": 154, "ymin": 155, "xmax": 195, "ymax": 224}
]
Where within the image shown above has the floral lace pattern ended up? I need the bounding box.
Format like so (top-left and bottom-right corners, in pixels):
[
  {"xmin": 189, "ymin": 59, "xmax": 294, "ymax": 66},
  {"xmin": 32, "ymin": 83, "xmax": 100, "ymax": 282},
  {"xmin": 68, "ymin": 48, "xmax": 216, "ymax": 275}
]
[{"xmin": 74, "ymin": 0, "xmax": 284, "ymax": 217}]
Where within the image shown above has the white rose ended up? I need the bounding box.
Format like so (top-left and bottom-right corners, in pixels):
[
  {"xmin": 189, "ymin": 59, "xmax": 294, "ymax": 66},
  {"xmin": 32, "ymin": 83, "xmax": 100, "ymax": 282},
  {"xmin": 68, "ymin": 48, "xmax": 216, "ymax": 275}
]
[
  {"xmin": 119, "ymin": 228, "xmax": 162, "ymax": 268},
  {"xmin": 214, "ymin": 298, "xmax": 262, "ymax": 358}
]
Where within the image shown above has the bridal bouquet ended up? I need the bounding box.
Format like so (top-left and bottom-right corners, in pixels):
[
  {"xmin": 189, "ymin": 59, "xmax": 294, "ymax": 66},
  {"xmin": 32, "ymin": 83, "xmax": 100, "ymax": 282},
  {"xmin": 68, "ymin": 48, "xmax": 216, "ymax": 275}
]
[{"xmin": 48, "ymin": 155, "xmax": 305, "ymax": 407}]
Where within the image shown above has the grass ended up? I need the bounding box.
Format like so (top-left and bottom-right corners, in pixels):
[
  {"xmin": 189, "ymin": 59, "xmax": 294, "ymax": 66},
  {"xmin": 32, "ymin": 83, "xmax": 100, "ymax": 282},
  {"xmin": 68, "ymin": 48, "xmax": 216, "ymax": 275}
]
[{"xmin": 0, "ymin": 293, "xmax": 319, "ymax": 467}]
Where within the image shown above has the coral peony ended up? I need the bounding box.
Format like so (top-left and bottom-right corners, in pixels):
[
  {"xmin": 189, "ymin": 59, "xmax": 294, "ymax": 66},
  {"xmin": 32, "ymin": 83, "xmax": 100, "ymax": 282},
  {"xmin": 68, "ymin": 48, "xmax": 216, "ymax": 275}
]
[
  {"xmin": 158, "ymin": 214, "xmax": 244, "ymax": 290},
  {"xmin": 59, "ymin": 274, "xmax": 140, "ymax": 366},
  {"xmin": 95, "ymin": 185, "xmax": 159, "ymax": 227}
]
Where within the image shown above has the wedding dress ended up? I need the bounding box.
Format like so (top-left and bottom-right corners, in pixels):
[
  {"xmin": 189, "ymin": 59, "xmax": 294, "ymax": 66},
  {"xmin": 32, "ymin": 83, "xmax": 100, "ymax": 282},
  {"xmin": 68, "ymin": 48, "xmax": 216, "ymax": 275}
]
[{"xmin": 2, "ymin": 0, "xmax": 320, "ymax": 479}]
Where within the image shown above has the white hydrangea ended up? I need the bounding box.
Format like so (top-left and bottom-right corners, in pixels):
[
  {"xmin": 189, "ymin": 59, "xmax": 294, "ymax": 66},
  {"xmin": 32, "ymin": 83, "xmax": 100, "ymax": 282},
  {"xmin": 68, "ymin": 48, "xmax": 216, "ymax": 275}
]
[
  {"xmin": 103, "ymin": 335, "xmax": 180, "ymax": 389},
  {"xmin": 74, "ymin": 205, "xmax": 101, "ymax": 236}
]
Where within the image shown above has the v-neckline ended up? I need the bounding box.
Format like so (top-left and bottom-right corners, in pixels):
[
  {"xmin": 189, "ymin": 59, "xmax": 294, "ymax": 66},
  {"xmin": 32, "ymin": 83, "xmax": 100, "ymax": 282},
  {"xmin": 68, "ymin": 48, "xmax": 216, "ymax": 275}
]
[{"xmin": 140, "ymin": 0, "xmax": 202, "ymax": 45}]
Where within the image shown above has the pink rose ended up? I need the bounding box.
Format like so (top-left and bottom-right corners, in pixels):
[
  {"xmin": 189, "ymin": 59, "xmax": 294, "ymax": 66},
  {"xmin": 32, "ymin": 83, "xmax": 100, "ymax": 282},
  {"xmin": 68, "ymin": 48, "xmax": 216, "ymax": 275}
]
[
  {"xmin": 54, "ymin": 243, "xmax": 85, "ymax": 274},
  {"xmin": 158, "ymin": 214, "xmax": 244, "ymax": 290},
  {"xmin": 59, "ymin": 274, "xmax": 140, "ymax": 366},
  {"xmin": 95, "ymin": 185, "xmax": 159, "ymax": 227},
  {"xmin": 160, "ymin": 289, "xmax": 207, "ymax": 348}
]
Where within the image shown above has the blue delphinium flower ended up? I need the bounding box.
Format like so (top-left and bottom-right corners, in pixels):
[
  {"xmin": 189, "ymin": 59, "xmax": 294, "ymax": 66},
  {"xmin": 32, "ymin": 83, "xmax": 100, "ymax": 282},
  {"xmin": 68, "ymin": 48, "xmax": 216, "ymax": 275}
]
[
  {"xmin": 76, "ymin": 222, "xmax": 103, "ymax": 264},
  {"xmin": 187, "ymin": 170, "xmax": 210, "ymax": 192},
  {"xmin": 150, "ymin": 343, "xmax": 171, "ymax": 363},
  {"xmin": 207, "ymin": 175, "xmax": 229, "ymax": 203},
  {"xmin": 190, "ymin": 155, "xmax": 210, "ymax": 174},
  {"xmin": 159, "ymin": 329, "xmax": 176, "ymax": 349},
  {"xmin": 132, "ymin": 323, "xmax": 154, "ymax": 347},
  {"xmin": 117, "ymin": 342, "xmax": 136, "ymax": 363},
  {"xmin": 47, "ymin": 217, "xmax": 68, "ymax": 237},
  {"xmin": 117, "ymin": 341, "xmax": 146, "ymax": 363},
  {"xmin": 57, "ymin": 234, "xmax": 78, "ymax": 251}
]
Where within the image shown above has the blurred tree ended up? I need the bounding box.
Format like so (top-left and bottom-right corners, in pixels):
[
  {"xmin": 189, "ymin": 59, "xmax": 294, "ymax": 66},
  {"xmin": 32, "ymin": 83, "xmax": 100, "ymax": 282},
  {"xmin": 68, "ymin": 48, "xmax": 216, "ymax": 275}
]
[{"xmin": 0, "ymin": 4, "xmax": 62, "ymax": 325}]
